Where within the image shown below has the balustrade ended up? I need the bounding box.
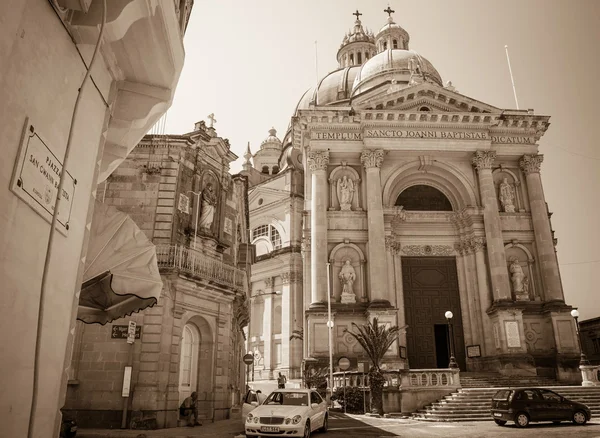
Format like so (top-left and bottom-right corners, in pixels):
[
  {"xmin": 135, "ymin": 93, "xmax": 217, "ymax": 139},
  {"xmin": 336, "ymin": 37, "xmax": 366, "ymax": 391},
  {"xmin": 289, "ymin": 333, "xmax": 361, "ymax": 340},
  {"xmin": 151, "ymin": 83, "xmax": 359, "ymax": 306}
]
[{"xmin": 155, "ymin": 244, "xmax": 247, "ymax": 292}]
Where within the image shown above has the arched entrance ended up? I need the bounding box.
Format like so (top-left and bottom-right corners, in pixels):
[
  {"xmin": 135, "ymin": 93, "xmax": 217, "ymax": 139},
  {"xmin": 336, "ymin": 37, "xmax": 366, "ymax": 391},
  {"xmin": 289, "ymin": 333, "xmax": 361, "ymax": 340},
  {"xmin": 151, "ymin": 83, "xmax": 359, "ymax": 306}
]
[{"xmin": 179, "ymin": 323, "xmax": 200, "ymax": 403}]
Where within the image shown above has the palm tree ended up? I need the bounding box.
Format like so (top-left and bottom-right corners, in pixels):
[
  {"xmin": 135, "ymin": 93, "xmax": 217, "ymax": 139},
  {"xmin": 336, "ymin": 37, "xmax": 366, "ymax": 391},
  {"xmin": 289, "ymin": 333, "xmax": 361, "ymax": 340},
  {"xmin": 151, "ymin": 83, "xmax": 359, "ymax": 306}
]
[{"xmin": 343, "ymin": 317, "xmax": 400, "ymax": 415}]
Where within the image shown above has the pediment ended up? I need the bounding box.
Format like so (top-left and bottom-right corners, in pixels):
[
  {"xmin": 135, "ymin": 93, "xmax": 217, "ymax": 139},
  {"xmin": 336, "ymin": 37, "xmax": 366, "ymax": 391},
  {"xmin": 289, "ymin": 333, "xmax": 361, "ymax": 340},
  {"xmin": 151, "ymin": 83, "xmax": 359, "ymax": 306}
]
[
  {"xmin": 353, "ymin": 82, "xmax": 501, "ymax": 114},
  {"xmin": 248, "ymin": 186, "xmax": 289, "ymax": 210}
]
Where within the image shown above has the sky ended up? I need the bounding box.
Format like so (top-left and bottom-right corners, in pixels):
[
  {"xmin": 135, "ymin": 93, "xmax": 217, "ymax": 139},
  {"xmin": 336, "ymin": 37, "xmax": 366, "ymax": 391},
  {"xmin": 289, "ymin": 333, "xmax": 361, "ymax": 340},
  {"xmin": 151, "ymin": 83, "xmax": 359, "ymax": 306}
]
[{"xmin": 165, "ymin": 0, "xmax": 600, "ymax": 320}]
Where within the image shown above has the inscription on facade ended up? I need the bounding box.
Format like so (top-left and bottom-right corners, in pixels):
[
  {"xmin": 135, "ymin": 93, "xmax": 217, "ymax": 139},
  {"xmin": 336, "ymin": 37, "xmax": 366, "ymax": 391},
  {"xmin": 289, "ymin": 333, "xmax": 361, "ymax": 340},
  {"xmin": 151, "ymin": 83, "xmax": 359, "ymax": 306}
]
[
  {"xmin": 505, "ymin": 321, "xmax": 521, "ymax": 348},
  {"xmin": 310, "ymin": 129, "xmax": 533, "ymax": 144}
]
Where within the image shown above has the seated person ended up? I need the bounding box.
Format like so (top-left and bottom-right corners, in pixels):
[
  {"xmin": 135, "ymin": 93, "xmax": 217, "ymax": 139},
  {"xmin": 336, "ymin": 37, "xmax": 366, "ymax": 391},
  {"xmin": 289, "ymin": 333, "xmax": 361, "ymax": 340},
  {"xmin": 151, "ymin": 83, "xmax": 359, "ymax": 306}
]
[{"xmin": 179, "ymin": 392, "xmax": 202, "ymax": 427}]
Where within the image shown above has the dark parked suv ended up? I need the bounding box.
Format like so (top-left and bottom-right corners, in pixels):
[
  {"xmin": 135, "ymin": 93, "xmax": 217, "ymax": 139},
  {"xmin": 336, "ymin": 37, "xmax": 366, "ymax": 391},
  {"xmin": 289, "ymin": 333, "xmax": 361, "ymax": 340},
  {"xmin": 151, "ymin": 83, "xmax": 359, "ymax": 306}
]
[{"xmin": 491, "ymin": 388, "xmax": 591, "ymax": 427}]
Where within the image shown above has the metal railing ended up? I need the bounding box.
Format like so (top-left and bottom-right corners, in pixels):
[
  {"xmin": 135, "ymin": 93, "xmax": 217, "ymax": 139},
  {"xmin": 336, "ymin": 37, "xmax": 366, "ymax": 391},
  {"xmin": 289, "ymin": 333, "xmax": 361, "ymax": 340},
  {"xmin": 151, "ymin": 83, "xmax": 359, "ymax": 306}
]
[{"xmin": 155, "ymin": 244, "xmax": 247, "ymax": 292}]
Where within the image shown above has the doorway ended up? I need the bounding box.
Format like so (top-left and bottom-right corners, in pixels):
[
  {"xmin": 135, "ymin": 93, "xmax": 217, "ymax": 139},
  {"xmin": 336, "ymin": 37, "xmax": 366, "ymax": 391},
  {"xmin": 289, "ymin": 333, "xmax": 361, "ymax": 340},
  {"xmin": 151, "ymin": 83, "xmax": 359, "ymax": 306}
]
[
  {"xmin": 179, "ymin": 323, "xmax": 200, "ymax": 404},
  {"xmin": 434, "ymin": 324, "xmax": 450, "ymax": 368},
  {"xmin": 402, "ymin": 257, "xmax": 466, "ymax": 370}
]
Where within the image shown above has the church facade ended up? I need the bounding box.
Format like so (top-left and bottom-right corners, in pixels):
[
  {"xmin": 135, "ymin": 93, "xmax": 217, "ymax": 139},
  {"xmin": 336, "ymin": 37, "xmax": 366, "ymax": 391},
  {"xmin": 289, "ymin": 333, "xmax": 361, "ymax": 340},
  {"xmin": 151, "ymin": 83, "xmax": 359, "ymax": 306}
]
[{"xmin": 248, "ymin": 10, "xmax": 581, "ymax": 383}]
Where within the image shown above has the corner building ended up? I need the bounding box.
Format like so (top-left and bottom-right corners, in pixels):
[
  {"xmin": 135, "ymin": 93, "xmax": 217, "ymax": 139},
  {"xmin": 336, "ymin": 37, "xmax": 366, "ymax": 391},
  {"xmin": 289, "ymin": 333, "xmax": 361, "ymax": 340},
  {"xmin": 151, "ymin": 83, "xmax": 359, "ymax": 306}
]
[{"xmin": 294, "ymin": 12, "xmax": 580, "ymax": 381}]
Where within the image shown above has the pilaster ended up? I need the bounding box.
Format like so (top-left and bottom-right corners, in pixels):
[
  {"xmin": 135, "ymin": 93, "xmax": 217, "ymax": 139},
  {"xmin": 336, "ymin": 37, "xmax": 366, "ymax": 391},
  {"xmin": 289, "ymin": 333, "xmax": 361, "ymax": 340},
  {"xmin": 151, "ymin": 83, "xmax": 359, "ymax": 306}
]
[
  {"xmin": 307, "ymin": 150, "xmax": 329, "ymax": 307},
  {"xmin": 520, "ymin": 154, "xmax": 563, "ymax": 302},
  {"xmin": 262, "ymin": 278, "xmax": 273, "ymax": 379},
  {"xmin": 361, "ymin": 149, "xmax": 390, "ymax": 307},
  {"xmin": 472, "ymin": 151, "xmax": 512, "ymax": 302}
]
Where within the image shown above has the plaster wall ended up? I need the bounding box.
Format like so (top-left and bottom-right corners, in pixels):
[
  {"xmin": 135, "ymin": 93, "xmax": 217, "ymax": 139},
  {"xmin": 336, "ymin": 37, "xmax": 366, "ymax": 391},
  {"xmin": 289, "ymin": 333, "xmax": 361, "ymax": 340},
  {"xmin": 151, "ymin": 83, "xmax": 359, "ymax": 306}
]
[{"xmin": 0, "ymin": 2, "xmax": 113, "ymax": 436}]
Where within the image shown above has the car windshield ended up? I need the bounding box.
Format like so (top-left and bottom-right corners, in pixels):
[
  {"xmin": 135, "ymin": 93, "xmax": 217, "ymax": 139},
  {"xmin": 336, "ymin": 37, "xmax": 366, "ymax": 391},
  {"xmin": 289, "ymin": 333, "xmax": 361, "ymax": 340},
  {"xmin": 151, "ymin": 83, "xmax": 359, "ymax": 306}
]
[
  {"xmin": 264, "ymin": 392, "xmax": 309, "ymax": 406},
  {"xmin": 492, "ymin": 390, "xmax": 512, "ymax": 401}
]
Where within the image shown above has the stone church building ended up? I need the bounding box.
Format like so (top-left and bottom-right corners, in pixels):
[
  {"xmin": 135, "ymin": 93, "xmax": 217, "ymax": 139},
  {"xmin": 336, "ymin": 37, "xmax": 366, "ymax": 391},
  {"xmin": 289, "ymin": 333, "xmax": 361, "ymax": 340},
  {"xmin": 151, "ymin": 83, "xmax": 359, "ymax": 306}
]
[
  {"xmin": 244, "ymin": 10, "xmax": 581, "ymax": 383},
  {"xmin": 64, "ymin": 121, "xmax": 252, "ymax": 428}
]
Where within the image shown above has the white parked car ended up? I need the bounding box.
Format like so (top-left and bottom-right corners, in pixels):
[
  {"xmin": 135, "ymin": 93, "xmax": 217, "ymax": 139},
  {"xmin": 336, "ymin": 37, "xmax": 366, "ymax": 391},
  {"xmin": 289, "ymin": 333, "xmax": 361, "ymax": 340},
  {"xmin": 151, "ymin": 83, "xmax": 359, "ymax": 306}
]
[{"xmin": 245, "ymin": 388, "xmax": 328, "ymax": 438}]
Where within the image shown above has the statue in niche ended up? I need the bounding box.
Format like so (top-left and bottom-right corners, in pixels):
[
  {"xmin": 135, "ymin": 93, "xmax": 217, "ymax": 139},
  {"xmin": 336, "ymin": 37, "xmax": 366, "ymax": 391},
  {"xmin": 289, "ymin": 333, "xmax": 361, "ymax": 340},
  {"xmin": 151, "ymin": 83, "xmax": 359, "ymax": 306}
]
[
  {"xmin": 509, "ymin": 257, "xmax": 525, "ymax": 293},
  {"xmin": 522, "ymin": 276, "xmax": 530, "ymax": 295},
  {"xmin": 499, "ymin": 177, "xmax": 516, "ymax": 213},
  {"xmin": 337, "ymin": 176, "xmax": 355, "ymax": 211},
  {"xmin": 408, "ymin": 57, "xmax": 422, "ymax": 76},
  {"xmin": 199, "ymin": 182, "xmax": 217, "ymax": 232},
  {"xmin": 338, "ymin": 260, "xmax": 356, "ymax": 295}
]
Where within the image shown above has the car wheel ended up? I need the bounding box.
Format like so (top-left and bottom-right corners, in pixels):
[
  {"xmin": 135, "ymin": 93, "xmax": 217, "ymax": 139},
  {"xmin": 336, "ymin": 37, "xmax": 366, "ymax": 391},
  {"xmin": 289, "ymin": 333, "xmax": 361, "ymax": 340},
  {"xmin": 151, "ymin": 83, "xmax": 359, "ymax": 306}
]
[
  {"xmin": 319, "ymin": 414, "xmax": 328, "ymax": 432},
  {"xmin": 303, "ymin": 420, "xmax": 311, "ymax": 438},
  {"xmin": 515, "ymin": 412, "xmax": 529, "ymax": 428},
  {"xmin": 573, "ymin": 410, "xmax": 588, "ymax": 425},
  {"xmin": 494, "ymin": 419, "xmax": 506, "ymax": 426}
]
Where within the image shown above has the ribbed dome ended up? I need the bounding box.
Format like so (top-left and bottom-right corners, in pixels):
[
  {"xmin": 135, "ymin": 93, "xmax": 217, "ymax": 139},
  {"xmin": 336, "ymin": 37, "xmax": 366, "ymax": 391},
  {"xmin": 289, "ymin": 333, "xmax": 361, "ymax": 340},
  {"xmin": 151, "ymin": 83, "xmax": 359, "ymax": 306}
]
[
  {"xmin": 259, "ymin": 128, "xmax": 282, "ymax": 150},
  {"xmin": 352, "ymin": 49, "xmax": 443, "ymax": 96}
]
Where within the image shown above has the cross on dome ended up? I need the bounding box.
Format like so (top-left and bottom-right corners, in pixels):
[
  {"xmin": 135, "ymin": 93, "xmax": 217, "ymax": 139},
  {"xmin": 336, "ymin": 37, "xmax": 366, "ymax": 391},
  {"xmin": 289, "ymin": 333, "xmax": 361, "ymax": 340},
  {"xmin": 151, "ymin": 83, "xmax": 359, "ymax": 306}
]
[
  {"xmin": 384, "ymin": 6, "xmax": 395, "ymax": 17},
  {"xmin": 353, "ymin": 10, "xmax": 362, "ymax": 20},
  {"xmin": 207, "ymin": 113, "xmax": 217, "ymax": 128}
]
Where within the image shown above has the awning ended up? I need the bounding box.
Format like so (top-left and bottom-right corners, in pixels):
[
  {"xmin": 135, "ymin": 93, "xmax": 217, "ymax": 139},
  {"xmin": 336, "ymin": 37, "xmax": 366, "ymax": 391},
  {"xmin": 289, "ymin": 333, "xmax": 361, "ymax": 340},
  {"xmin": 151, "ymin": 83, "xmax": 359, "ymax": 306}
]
[{"xmin": 78, "ymin": 201, "xmax": 163, "ymax": 324}]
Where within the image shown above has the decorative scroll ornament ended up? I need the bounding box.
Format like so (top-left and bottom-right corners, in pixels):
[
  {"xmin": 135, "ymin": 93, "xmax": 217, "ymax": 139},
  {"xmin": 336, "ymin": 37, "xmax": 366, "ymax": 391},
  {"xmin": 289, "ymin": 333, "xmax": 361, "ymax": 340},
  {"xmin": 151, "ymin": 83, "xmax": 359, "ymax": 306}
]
[
  {"xmin": 385, "ymin": 236, "xmax": 401, "ymax": 254},
  {"xmin": 472, "ymin": 150, "xmax": 496, "ymax": 171},
  {"xmin": 471, "ymin": 237, "xmax": 486, "ymax": 253},
  {"xmin": 307, "ymin": 150, "xmax": 329, "ymax": 171},
  {"xmin": 519, "ymin": 154, "xmax": 543, "ymax": 174},
  {"xmin": 360, "ymin": 149, "xmax": 385, "ymax": 169},
  {"xmin": 401, "ymin": 245, "xmax": 455, "ymax": 256}
]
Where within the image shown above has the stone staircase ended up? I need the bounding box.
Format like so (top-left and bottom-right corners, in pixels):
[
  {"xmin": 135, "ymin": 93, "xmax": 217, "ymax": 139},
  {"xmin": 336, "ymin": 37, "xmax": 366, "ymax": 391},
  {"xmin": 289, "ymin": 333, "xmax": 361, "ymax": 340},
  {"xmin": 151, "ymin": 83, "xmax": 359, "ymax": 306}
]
[{"xmin": 413, "ymin": 373, "xmax": 600, "ymax": 422}]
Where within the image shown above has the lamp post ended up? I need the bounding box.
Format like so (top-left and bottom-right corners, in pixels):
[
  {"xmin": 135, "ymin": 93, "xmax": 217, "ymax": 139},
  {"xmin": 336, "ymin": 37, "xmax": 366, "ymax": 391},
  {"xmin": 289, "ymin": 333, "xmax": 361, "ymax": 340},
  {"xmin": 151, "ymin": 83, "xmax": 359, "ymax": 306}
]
[
  {"xmin": 571, "ymin": 309, "xmax": 590, "ymax": 366},
  {"xmin": 326, "ymin": 262, "xmax": 334, "ymax": 406},
  {"xmin": 188, "ymin": 190, "xmax": 201, "ymax": 250},
  {"xmin": 445, "ymin": 311, "xmax": 459, "ymax": 369}
]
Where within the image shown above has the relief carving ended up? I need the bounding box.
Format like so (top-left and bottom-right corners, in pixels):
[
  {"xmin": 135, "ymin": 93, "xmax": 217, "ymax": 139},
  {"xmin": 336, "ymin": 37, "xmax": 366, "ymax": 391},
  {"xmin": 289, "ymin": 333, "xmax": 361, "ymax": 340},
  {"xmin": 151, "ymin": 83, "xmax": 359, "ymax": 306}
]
[
  {"xmin": 519, "ymin": 154, "xmax": 543, "ymax": 174},
  {"xmin": 401, "ymin": 245, "xmax": 455, "ymax": 256},
  {"xmin": 360, "ymin": 149, "xmax": 385, "ymax": 169},
  {"xmin": 307, "ymin": 150, "xmax": 329, "ymax": 172},
  {"xmin": 472, "ymin": 150, "xmax": 496, "ymax": 171}
]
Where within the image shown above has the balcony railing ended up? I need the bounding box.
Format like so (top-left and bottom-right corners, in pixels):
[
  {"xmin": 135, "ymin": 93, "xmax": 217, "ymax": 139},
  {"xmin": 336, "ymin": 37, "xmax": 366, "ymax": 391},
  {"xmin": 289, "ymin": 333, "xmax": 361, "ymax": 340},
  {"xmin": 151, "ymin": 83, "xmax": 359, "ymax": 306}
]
[{"xmin": 155, "ymin": 244, "xmax": 247, "ymax": 292}]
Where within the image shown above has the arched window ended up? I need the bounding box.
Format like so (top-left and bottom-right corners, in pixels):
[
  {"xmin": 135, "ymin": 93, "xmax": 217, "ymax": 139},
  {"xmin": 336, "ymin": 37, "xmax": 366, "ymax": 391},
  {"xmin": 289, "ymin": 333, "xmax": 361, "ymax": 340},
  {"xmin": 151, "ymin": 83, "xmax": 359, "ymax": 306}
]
[
  {"xmin": 396, "ymin": 185, "xmax": 453, "ymax": 211},
  {"xmin": 383, "ymin": 42, "xmax": 388, "ymax": 50},
  {"xmin": 252, "ymin": 224, "xmax": 283, "ymax": 251},
  {"xmin": 262, "ymin": 166, "xmax": 269, "ymax": 174},
  {"xmin": 349, "ymin": 53, "xmax": 354, "ymax": 64},
  {"xmin": 272, "ymin": 165, "xmax": 279, "ymax": 174},
  {"xmin": 419, "ymin": 106, "xmax": 431, "ymax": 112},
  {"xmin": 393, "ymin": 39, "xmax": 398, "ymax": 49},
  {"xmin": 365, "ymin": 52, "xmax": 369, "ymax": 60},
  {"xmin": 357, "ymin": 52, "xmax": 362, "ymax": 64},
  {"xmin": 179, "ymin": 324, "xmax": 200, "ymax": 403}
]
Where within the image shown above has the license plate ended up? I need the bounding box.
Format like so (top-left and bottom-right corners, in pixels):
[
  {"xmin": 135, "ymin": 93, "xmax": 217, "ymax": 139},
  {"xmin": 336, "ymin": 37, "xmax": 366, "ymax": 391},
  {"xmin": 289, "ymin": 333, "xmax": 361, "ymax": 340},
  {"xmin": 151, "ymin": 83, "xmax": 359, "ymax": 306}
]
[
  {"xmin": 261, "ymin": 426, "xmax": 280, "ymax": 432},
  {"xmin": 493, "ymin": 412, "xmax": 502, "ymax": 417}
]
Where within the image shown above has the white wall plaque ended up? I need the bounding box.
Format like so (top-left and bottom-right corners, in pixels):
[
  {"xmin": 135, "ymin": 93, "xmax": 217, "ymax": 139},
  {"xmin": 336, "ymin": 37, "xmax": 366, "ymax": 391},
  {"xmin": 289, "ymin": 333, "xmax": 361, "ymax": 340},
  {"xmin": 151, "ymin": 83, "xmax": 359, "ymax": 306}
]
[
  {"xmin": 122, "ymin": 366, "xmax": 132, "ymax": 397},
  {"xmin": 505, "ymin": 321, "xmax": 521, "ymax": 348},
  {"xmin": 178, "ymin": 193, "xmax": 190, "ymax": 214},
  {"xmin": 11, "ymin": 119, "xmax": 76, "ymax": 235},
  {"xmin": 224, "ymin": 217, "xmax": 232, "ymax": 235}
]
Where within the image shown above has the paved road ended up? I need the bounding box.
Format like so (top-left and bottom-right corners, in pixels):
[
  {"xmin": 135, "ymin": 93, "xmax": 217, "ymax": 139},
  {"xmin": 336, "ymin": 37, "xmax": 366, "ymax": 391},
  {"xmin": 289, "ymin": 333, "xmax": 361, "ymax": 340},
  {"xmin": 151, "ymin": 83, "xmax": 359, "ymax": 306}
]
[{"xmin": 331, "ymin": 414, "xmax": 600, "ymax": 437}]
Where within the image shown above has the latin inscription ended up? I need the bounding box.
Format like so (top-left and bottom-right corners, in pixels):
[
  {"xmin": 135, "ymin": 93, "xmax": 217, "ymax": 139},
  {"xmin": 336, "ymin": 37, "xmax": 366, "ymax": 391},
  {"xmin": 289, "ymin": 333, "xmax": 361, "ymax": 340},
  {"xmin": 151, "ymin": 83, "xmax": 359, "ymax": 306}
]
[{"xmin": 312, "ymin": 130, "xmax": 532, "ymax": 143}]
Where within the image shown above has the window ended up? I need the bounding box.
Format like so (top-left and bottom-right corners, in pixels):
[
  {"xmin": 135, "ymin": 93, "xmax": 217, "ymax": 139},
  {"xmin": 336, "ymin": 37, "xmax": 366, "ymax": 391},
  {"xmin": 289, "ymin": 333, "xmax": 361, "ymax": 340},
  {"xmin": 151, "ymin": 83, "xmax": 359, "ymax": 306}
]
[
  {"xmin": 252, "ymin": 224, "xmax": 283, "ymax": 251},
  {"xmin": 310, "ymin": 391, "xmax": 323, "ymax": 404},
  {"xmin": 365, "ymin": 52, "xmax": 369, "ymax": 60},
  {"xmin": 393, "ymin": 39, "xmax": 398, "ymax": 49},
  {"xmin": 396, "ymin": 185, "xmax": 453, "ymax": 211},
  {"xmin": 383, "ymin": 42, "xmax": 388, "ymax": 50},
  {"xmin": 272, "ymin": 165, "xmax": 279, "ymax": 174},
  {"xmin": 262, "ymin": 166, "xmax": 269, "ymax": 174},
  {"xmin": 419, "ymin": 106, "xmax": 431, "ymax": 112},
  {"xmin": 349, "ymin": 53, "xmax": 354, "ymax": 64},
  {"xmin": 357, "ymin": 52, "xmax": 362, "ymax": 64},
  {"xmin": 539, "ymin": 390, "xmax": 562, "ymax": 402}
]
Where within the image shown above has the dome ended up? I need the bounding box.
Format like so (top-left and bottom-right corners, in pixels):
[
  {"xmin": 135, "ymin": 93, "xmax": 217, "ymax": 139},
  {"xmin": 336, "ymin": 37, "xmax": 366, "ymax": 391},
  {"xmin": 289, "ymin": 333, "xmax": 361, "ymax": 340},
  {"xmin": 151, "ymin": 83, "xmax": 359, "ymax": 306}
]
[
  {"xmin": 352, "ymin": 49, "xmax": 443, "ymax": 96},
  {"xmin": 294, "ymin": 66, "xmax": 362, "ymax": 114},
  {"xmin": 259, "ymin": 128, "xmax": 282, "ymax": 150}
]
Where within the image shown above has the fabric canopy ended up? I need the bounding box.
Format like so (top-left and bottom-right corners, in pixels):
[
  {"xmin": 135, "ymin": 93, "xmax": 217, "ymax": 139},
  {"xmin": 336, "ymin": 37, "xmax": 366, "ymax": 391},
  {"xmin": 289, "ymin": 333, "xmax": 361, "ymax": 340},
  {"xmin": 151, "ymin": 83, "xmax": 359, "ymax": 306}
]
[{"xmin": 78, "ymin": 201, "xmax": 163, "ymax": 324}]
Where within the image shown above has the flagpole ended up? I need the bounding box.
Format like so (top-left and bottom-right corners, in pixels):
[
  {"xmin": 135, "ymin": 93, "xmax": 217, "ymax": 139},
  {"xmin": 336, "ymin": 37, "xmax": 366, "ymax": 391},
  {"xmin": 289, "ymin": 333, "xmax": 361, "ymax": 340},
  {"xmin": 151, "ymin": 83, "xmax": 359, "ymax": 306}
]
[{"xmin": 504, "ymin": 45, "xmax": 520, "ymax": 109}]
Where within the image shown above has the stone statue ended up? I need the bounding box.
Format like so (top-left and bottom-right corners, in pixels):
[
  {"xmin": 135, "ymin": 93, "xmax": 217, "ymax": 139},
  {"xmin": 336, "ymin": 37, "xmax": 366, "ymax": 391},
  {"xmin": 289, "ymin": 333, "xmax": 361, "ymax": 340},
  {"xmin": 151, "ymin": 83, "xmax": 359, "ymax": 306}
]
[
  {"xmin": 499, "ymin": 177, "xmax": 516, "ymax": 212},
  {"xmin": 522, "ymin": 276, "xmax": 530, "ymax": 294},
  {"xmin": 199, "ymin": 182, "xmax": 217, "ymax": 232},
  {"xmin": 338, "ymin": 260, "xmax": 356, "ymax": 295},
  {"xmin": 337, "ymin": 176, "xmax": 355, "ymax": 211},
  {"xmin": 408, "ymin": 57, "xmax": 422, "ymax": 76},
  {"xmin": 509, "ymin": 257, "xmax": 525, "ymax": 293}
]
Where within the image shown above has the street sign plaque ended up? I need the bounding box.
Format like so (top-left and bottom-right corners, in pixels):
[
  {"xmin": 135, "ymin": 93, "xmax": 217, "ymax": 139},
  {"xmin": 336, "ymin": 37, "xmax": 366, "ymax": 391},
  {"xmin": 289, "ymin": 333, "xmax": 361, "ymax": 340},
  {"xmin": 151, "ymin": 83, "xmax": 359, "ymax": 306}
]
[
  {"xmin": 243, "ymin": 353, "xmax": 254, "ymax": 365},
  {"xmin": 338, "ymin": 357, "xmax": 351, "ymax": 371}
]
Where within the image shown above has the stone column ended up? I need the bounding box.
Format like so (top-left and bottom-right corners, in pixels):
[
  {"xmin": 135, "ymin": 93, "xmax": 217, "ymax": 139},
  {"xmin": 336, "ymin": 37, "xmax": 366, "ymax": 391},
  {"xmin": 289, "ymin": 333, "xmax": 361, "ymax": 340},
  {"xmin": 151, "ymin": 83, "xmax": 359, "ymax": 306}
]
[
  {"xmin": 307, "ymin": 150, "xmax": 329, "ymax": 307},
  {"xmin": 361, "ymin": 149, "xmax": 390, "ymax": 306},
  {"xmin": 262, "ymin": 278, "xmax": 273, "ymax": 379},
  {"xmin": 280, "ymin": 273, "xmax": 292, "ymax": 373},
  {"xmin": 520, "ymin": 154, "xmax": 563, "ymax": 302},
  {"xmin": 472, "ymin": 151, "xmax": 512, "ymax": 301},
  {"xmin": 472, "ymin": 237, "xmax": 495, "ymax": 356}
]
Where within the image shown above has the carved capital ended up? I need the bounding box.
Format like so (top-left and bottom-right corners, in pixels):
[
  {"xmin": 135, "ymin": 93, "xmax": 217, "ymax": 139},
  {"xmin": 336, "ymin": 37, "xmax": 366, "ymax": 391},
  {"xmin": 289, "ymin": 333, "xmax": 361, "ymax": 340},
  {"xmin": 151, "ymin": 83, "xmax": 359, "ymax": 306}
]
[
  {"xmin": 281, "ymin": 272, "xmax": 290, "ymax": 284},
  {"xmin": 361, "ymin": 149, "xmax": 384, "ymax": 169},
  {"xmin": 519, "ymin": 154, "xmax": 544, "ymax": 174},
  {"xmin": 472, "ymin": 150, "xmax": 496, "ymax": 171},
  {"xmin": 301, "ymin": 238, "xmax": 311, "ymax": 253},
  {"xmin": 385, "ymin": 236, "xmax": 401, "ymax": 254},
  {"xmin": 307, "ymin": 150, "xmax": 329, "ymax": 172},
  {"xmin": 454, "ymin": 242, "xmax": 465, "ymax": 256},
  {"xmin": 471, "ymin": 236, "xmax": 486, "ymax": 253}
]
